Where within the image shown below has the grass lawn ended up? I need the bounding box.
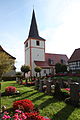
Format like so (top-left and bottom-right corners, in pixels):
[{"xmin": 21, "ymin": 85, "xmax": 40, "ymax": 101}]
[{"xmin": 1, "ymin": 81, "xmax": 80, "ymax": 120}]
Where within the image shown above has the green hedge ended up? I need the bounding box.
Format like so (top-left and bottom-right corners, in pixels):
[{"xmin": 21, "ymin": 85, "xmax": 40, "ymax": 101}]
[{"xmin": 2, "ymin": 76, "xmax": 16, "ymax": 81}]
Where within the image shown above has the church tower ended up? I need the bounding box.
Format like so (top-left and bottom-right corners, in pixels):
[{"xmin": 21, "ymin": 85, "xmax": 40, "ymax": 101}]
[{"xmin": 24, "ymin": 10, "xmax": 46, "ymax": 76}]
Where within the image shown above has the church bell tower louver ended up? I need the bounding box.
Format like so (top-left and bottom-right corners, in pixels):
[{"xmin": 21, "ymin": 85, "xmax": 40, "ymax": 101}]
[{"xmin": 24, "ymin": 10, "xmax": 46, "ymax": 76}]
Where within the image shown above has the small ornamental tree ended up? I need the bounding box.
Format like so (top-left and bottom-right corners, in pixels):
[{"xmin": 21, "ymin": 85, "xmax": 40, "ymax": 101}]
[
  {"xmin": 21, "ymin": 65, "xmax": 31, "ymax": 84},
  {"xmin": 21, "ymin": 65, "xmax": 31, "ymax": 78},
  {"xmin": 16, "ymin": 72, "xmax": 23, "ymax": 84},
  {"xmin": 34, "ymin": 66, "xmax": 42, "ymax": 77}
]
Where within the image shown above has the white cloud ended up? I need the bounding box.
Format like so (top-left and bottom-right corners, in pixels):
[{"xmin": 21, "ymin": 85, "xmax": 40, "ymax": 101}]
[{"xmin": 40, "ymin": 0, "xmax": 80, "ymax": 58}]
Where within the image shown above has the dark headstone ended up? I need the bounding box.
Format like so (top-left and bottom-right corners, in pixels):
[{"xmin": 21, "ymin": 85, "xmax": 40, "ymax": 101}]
[
  {"xmin": 70, "ymin": 82, "xmax": 80, "ymax": 105},
  {"xmin": 54, "ymin": 81, "xmax": 61, "ymax": 96},
  {"xmin": 39, "ymin": 80, "xmax": 44, "ymax": 92},
  {"xmin": 35, "ymin": 79, "xmax": 39, "ymax": 89}
]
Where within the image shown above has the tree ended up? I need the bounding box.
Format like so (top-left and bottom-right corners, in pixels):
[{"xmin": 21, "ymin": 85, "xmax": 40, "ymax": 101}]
[
  {"xmin": 0, "ymin": 52, "xmax": 14, "ymax": 80},
  {"xmin": 34, "ymin": 66, "xmax": 42, "ymax": 77},
  {"xmin": 55, "ymin": 63, "xmax": 62, "ymax": 73},
  {"xmin": 55, "ymin": 63, "xmax": 67, "ymax": 73},
  {"xmin": 61, "ymin": 64, "xmax": 67, "ymax": 73},
  {"xmin": 21, "ymin": 65, "xmax": 31, "ymax": 78}
]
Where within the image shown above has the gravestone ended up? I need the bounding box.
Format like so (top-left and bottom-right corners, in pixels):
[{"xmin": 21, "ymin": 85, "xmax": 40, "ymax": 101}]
[
  {"xmin": 19, "ymin": 79, "xmax": 22, "ymax": 85},
  {"xmin": 39, "ymin": 80, "xmax": 44, "ymax": 92},
  {"xmin": 54, "ymin": 81, "xmax": 61, "ymax": 96},
  {"xmin": 67, "ymin": 78, "xmax": 72, "ymax": 87},
  {"xmin": 43, "ymin": 78, "xmax": 47, "ymax": 85},
  {"xmin": 35, "ymin": 79, "xmax": 39, "ymax": 89},
  {"xmin": 59, "ymin": 79, "xmax": 63, "ymax": 88},
  {"xmin": 70, "ymin": 82, "xmax": 80, "ymax": 105},
  {"xmin": 77, "ymin": 79, "xmax": 80, "ymax": 85},
  {"xmin": 46, "ymin": 80, "xmax": 52, "ymax": 94},
  {"xmin": 16, "ymin": 77, "xmax": 18, "ymax": 83}
]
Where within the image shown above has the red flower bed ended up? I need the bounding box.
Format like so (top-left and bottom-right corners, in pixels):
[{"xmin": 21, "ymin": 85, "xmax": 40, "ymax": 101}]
[
  {"xmin": 1, "ymin": 99, "xmax": 51, "ymax": 120},
  {"xmin": 25, "ymin": 112, "xmax": 49, "ymax": 120},
  {"xmin": 1, "ymin": 110, "xmax": 50, "ymax": 120},
  {"xmin": 5, "ymin": 86, "xmax": 16, "ymax": 94},
  {"xmin": 27, "ymin": 82, "xmax": 35, "ymax": 86},
  {"xmin": 22, "ymin": 82, "xmax": 35, "ymax": 86},
  {"xmin": 13, "ymin": 99, "xmax": 34, "ymax": 112}
]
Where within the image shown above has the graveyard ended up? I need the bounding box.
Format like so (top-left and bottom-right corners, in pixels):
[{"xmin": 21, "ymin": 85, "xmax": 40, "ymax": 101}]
[
  {"xmin": 1, "ymin": 76, "xmax": 80, "ymax": 120},
  {"xmin": 1, "ymin": 1, "xmax": 80, "ymax": 119}
]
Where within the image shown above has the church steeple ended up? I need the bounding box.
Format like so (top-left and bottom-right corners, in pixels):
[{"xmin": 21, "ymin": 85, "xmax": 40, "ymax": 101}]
[{"xmin": 28, "ymin": 9, "xmax": 45, "ymax": 40}]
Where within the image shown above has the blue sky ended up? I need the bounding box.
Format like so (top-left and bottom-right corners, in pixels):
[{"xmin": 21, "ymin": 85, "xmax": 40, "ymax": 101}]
[{"xmin": 0, "ymin": 0, "xmax": 80, "ymax": 71}]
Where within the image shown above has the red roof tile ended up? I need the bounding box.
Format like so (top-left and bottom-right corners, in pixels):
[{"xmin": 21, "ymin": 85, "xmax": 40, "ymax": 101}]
[
  {"xmin": 68, "ymin": 48, "xmax": 80, "ymax": 62},
  {"xmin": 45, "ymin": 53, "xmax": 68, "ymax": 65},
  {"xmin": 34, "ymin": 61, "xmax": 52, "ymax": 68},
  {"xmin": 34, "ymin": 53, "xmax": 68, "ymax": 68}
]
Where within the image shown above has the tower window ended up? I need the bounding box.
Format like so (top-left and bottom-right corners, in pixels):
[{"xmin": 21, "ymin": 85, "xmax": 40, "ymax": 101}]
[{"xmin": 36, "ymin": 41, "xmax": 40, "ymax": 46}]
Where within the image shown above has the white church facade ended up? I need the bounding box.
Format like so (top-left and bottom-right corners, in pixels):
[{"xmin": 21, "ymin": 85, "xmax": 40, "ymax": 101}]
[{"xmin": 24, "ymin": 10, "xmax": 68, "ymax": 76}]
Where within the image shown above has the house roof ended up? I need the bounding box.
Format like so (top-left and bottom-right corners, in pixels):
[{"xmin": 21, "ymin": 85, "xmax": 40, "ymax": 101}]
[
  {"xmin": 0, "ymin": 45, "xmax": 16, "ymax": 59},
  {"xmin": 34, "ymin": 61, "xmax": 52, "ymax": 68},
  {"xmin": 68, "ymin": 48, "xmax": 80, "ymax": 62},
  {"xmin": 45, "ymin": 53, "xmax": 68, "ymax": 65},
  {"xmin": 28, "ymin": 9, "xmax": 45, "ymax": 41}
]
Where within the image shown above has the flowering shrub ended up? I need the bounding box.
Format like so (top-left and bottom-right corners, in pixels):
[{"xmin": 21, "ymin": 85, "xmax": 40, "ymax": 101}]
[
  {"xmin": 1, "ymin": 99, "xmax": 51, "ymax": 120},
  {"xmin": 65, "ymin": 88, "xmax": 70, "ymax": 91},
  {"xmin": 27, "ymin": 82, "xmax": 35, "ymax": 86},
  {"xmin": 0, "ymin": 111, "xmax": 11, "ymax": 120},
  {"xmin": 5, "ymin": 86, "xmax": 16, "ymax": 94},
  {"xmin": 1, "ymin": 110, "xmax": 50, "ymax": 120},
  {"xmin": 13, "ymin": 99, "xmax": 34, "ymax": 112},
  {"xmin": 25, "ymin": 112, "xmax": 50, "ymax": 120},
  {"xmin": 22, "ymin": 82, "xmax": 35, "ymax": 86}
]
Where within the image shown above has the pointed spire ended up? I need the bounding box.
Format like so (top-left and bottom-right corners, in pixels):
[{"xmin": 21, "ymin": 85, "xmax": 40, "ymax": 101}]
[
  {"xmin": 28, "ymin": 9, "xmax": 39, "ymax": 38},
  {"xmin": 28, "ymin": 9, "xmax": 45, "ymax": 40}
]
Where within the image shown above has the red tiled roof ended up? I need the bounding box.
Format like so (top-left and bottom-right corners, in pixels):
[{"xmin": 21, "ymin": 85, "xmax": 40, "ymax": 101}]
[
  {"xmin": 0, "ymin": 45, "xmax": 16, "ymax": 59},
  {"xmin": 34, "ymin": 61, "xmax": 52, "ymax": 68},
  {"xmin": 68, "ymin": 48, "xmax": 80, "ymax": 62},
  {"xmin": 34, "ymin": 53, "xmax": 68, "ymax": 68},
  {"xmin": 45, "ymin": 53, "xmax": 68, "ymax": 65}
]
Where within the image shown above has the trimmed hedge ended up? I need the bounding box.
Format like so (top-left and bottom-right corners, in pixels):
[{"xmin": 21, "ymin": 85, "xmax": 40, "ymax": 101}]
[{"xmin": 2, "ymin": 76, "xmax": 16, "ymax": 81}]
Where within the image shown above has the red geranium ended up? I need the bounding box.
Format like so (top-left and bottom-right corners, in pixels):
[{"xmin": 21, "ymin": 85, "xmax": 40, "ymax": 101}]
[
  {"xmin": 25, "ymin": 112, "xmax": 49, "ymax": 120},
  {"xmin": 13, "ymin": 99, "xmax": 34, "ymax": 112}
]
